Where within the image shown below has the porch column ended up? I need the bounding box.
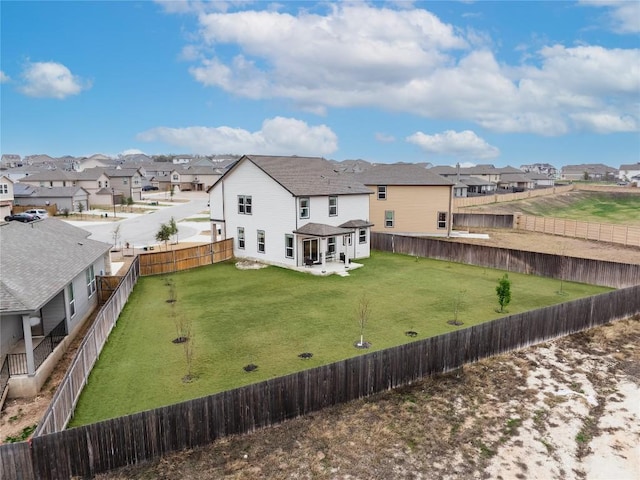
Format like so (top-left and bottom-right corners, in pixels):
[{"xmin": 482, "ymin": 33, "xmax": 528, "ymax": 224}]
[
  {"xmin": 21, "ymin": 315, "xmax": 36, "ymax": 376},
  {"xmin": 343, "ymin": 235, "xmax": 350, "ymax": 266},
  {"xmin": 321, "ymin": 238, "xmax": 327, "ymax": 271}
]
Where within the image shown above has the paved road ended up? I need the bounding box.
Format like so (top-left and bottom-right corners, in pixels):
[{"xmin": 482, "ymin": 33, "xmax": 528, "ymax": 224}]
[{"xmin": 75, "ymin": 193, "xmax": 209, "ymax": 249}]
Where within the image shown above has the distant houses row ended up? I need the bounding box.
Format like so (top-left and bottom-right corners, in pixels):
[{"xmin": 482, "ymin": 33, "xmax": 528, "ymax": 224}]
[{"xmin": 1, "ymin": 153, "xmax": 639, "ymax": 221}]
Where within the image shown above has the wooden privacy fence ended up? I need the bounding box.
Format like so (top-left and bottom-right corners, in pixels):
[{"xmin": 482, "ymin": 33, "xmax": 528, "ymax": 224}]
[
  {"xmin": 31, "ymin": 257, "xmax": 141, "ymax": 438},
  {"xmin": 453, "ymin": 213, "xmax": 515, "ymax": 229},
  {"xmin": 453, "ymin": 185, "xmax": 574, "ymax": 210},
  {"xmin": 3, "ymin": 285, "xmax": 638, "ymax": 479},
  {"xmin": 371, "ymin": 232, "xmax": 640, "ymax": 289},
  {"xmin": 515, "ymin": 215, "xmax": 640, "ymax": 247},
  {"xmin": 139, "ymin": 239, "xmax": 234, "ymax": 275}
]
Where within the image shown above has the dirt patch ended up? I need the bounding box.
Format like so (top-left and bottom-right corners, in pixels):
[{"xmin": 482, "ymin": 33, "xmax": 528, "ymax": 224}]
[{"xmin": 93, "ymin": 317, "xmax": 639, "ymax": 480}]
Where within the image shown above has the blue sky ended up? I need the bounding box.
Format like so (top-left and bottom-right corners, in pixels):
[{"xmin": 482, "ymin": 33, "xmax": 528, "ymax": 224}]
[{"xmin": 1, "ymin": 1, "xmax": 638, "ymax": 168}]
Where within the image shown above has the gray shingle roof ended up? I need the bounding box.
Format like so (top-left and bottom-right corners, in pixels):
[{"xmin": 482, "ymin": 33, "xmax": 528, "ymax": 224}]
[
  {"xmin": 293, "ymin": 222, "xmax": 354, "ymax": 237},
  {"xmin": 0, "ymin": 219, "xmax": 111, "ymax": 313},
  {"xmin": 339, "ymin": 219, "xmax": 374, "ymax": 228},
  {"xmin": 226, "ymin": 155, "xmax": 373, "ymax": 196},
  {"xmin": 354, "ymin": 164, "xmax": 454, "ymax": 186},
  {"xmin": 13, "ymin": 185, "xmax": 87, "ymax": 198}
]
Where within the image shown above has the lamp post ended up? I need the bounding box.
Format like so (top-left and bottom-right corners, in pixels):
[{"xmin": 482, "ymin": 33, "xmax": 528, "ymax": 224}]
[{"xmin": 111, "ymin": 188, "xmax": 116, "ymax": 218}]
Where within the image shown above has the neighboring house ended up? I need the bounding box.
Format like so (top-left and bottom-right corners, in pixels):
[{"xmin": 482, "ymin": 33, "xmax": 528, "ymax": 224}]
[
  {"xmin": 1, "ymin": 154, "xmax": 22, "ymax": 168},
  {"xmin": 520, "ymin": 163, "xmax": 558, "ymax": 178},
  {"xmin": 0, "ymin": 175, "xmax": 15, "ymax": 219},
  {"xmin": 13, "ymin": 184, "xmax": 89, "ymax": 212},
  {"xmin": 460, "ymin": 176, "xmax": 496, "ymax": 195},
  {"xmin": 105, "ymin": 168, "xmax": 144, "ymax": 201},
  {"xmin": 497, "ymin": 173, "xmax": 536, "ymax": 191},
  {"xmin": 0, "ymin": 219, "xmax": 112, "ymax": 398},
  {"xmin": 19, "ymin": 168, "xmax": 112, "ymax": 207},
  {"xmin": 452, "ymin": 181, "xmax": 468, "ymax": 198},
  {"xmin": 525, "ymin": 172, "xmax": 555, "ymax": 188},
  {"xmin": 353, "ymin": 164, "xmax": 454, "ymax": 236},
  {"xmin": 561, "ymin": 163, "xmax": 618, "ymax": 181},
  {"xmin": 208, "ymin": 155, "xmax": 374, "ymax": 270},
  {"xmin": 618, "ymin": 163, "xmax": 640, "ymax": 182},
  {"xmin": 170, "ymin": 166, "xmax": 222, "ymax": 192},
  {"xmin": 76, "ymin": 154, "xmax": 113, "ymax": 171}
]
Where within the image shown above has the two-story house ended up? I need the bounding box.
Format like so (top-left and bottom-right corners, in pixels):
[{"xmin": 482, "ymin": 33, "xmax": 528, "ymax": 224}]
[
  {"xmin": 208, "ymin": 155, "xmax": 374, "ymax": 272},
  {"xmin": 353, "ymin": 164, "xmax": 454, "ymax": 236},
  {"xmin": 105, "ymin": 168, "xmax": 144, "ymax": 201},
  {"xmin": 0, "ymin": 175, "xmax": 15, "ymax": 219}
]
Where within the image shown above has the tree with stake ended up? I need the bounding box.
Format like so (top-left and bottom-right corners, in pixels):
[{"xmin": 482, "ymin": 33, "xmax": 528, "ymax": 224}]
[
  {"xmin": 126, "ymin": 196, "xmax": 134, "ymax": 212},
  {"xmin": 155, "ymin": 222, "xmax": 172, "ymax": 250},
  {"xmin": 356, "ymin": 294, "xmax": 371, "ymax": 348},
  {"xmin": 496, "ymin": 274, "xmax": 512, "ymax": 313},
  {"xmin": 168, "ymin": 216, "xmax": 179, "ymax": 245},
  {"xmin": 77, "ymin": 201, "xmax": 85, "ymax": 219},
  {"xmin": 112, "ymin": 224, "xmax": 121, "ymax": 249}
]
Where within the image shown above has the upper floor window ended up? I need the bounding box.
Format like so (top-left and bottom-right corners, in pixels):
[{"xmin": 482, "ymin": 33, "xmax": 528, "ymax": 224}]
[
  {"xmin": 237, "ymin": 227, "xmax": 245, "ymax": 249},
  {"xmin": 0, "ymin": 184, "xmax": 8, "ymax": 194},
  {"xmin": 86, "ymin": 265, "xmax": 96, "ymax": 297},
  {"xmin": 285, "ymin": 234, "xmax": 294, "ymax": 258},
  {"xmin": 238, "ymin": 195, "xmax": 252, "ymax": 214},
  {"xmin": 377, "ymin": 185, "xmax": 387, "ymax": 200},
  {"xmin": 105, "ymin": 181, "xmax": 109, "ymax": 188},
  {"xmin": 257, "ymin": 230, "xmax": 265, "ymax": 253},
  {"xmin": 385, "ymin": 210, "xmax": 394, "ymax": 228},
  {"xmin": 299, "ymin": 197, "xmax": 310, "ymax": 219},
  {"xmin": 98, "ymin": 181, "xmax": 102, "ymax": 188},
  {"xmin": 437, "ymin": 212, "xmax": 447, "ymax": 229},
  {"xmin": 359, "ymin": 228, "xmax": 367, "ymax": 244},
  {"xmin": 123, "ymin": 178, "xmax": 128, "ymax": 185},
  {"xmin": 328, "ymin": 196, "xmax": 338, "ymax": 216},
  {"xmin": 172, "ymin": 174, "xmax": 179, "ymax": 181}
]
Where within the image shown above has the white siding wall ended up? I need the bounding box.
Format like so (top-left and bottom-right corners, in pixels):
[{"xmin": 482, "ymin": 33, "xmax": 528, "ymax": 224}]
[
  {"xmin": 66, "ymin": 257, "xmax": 104, "ymax": 333},
  {"xmin": 0, "ymin": 314, "xmax": 23, "ymax": 357}
]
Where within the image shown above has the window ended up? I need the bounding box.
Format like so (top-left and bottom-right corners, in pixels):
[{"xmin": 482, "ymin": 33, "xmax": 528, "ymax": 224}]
[
  {"xmin": 377, "ymin": 185, "xmax": 387, "ymax": 200},
  {"xmin": 62, "ymin": 181, "xmax": 66, "ymax": 187},
  {"xmin": 0, "ymin": 184, "xmax": 7, "ymax": 194},
  {"xmin": 238, "ymin": 195, "xmax": 252, "ymax": 214},
  {"xmin": 98, "ymin": 181, "xmax": 102, "ymax": 188},
  {"xmin": 343, "ymin": 234, "xmax": 352, "ymax": 246},
  {"xmin": 172, "ymin": 174, "xmax": 179, "ymax": 181},
  {"xmin": 385, "ymin": 210, "xmax": 394, "ymax": 228},
  {"xmin": 327, "ymin": 236, "xmax": 336, "ymax": 254},
  {"xmin": 257, "ymin": 230, "xmax": 265, "ymax": 253},
  {"xmin": 285, "ymin": 234, "xmax": 294, "ymax": 258},
  {"xmin": 299, "ymin": 197, "xmax": 310, "ymax": 219},
  {"xmin": 328, "ymin": 196, "xmax": 338, "ymax": 216},
  {"xmin": 359, "ymin": 228, "xmax": 367, "ymax": 244},
  {"xmin": 237, "ymin": 227, "xmax": 245, "ymax": 249},
  {"xmin": 68, "ymin": 283, "xmax": 75, "ymax": 317},
  {"xmin": 438, "ymin": 212, "xmax": 447, "ymax": 229},
  {"xmin": 105, "ymin": 181, "xmax": 109, "ymax": 188},
  {"xmin": 123, "ymin": 178, "xmax": 128, "ymax": 185},
  {"xmin": 86, "ymin": 265, "xmax": 96, "ymax": 297}
]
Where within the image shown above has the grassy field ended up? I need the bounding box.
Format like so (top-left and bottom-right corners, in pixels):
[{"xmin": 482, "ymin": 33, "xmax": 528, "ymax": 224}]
[
  {"xmin": 69, "ymin": 252, "xmax": 611, "ymax": 426},
  {"xmin": 466, "ymin": 192, "xmax": 640, "ymax": 225}
]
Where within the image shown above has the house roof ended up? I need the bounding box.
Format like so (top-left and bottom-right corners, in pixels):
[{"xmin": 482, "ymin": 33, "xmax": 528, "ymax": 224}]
[
  {"xmin": 13, "ymin": 185, "xmax": 88, "ymax": 198},
  {"xmin": 339, "ymin": 219, "xmax": 374, "ymax": 228},
  {"xmin": 354, "ymin": 164, "xmax": 454, "ymax": 186},
  {"xmin": 0, "ymin": 219, "xmax": 111, "ymax": 313},
  {"xmin": 293, "ymin": 222, "xmax": 355, "ymax": 237},
  {"xmin": 211, "ymin": 155, "xmax": 373, "ymax": 196},
  {"xmin": 619, "ymin": 163, "xmax": 640, "ymax": 170},
  {"xmin": 459, "ymin": 177, "xmax": 495, "ymax": 186}
]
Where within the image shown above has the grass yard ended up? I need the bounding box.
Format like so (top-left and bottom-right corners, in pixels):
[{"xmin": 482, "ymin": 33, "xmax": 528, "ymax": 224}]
[
  {"xmin": 69, "ymin": 251, "xmax": 611, "ymax": 427},
  {"xmin": 483, "ymin": 192, "xmax": 640, "ymax": 225}
]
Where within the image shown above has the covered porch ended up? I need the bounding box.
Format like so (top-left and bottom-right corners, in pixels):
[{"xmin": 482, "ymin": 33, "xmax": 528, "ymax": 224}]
[{"xmin": 293, "ymin": 222, "xmax": 356, "ymax": 271}]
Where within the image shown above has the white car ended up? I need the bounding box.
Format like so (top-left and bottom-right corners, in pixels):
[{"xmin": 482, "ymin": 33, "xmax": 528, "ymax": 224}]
[{"xmin": 24, "ymin": 209, "xmax": 49, "ymax": 219}]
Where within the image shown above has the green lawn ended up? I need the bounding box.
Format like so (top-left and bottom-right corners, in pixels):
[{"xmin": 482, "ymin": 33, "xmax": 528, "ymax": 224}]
[
  {"xmin": 69, "ymin": 252, "xmax": 611, "ymax": 426},
  {"xmin": 521, "ymin": 193, "xmax": 640, "ymax": 225}
]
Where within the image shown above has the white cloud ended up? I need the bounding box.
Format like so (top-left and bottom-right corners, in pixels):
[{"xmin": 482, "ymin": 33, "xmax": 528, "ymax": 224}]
[
  {"xmin": 137, "ymin": 116, "xmax": 338, "ymax": 155},
  {"xmin": 570, "ymin": 112, "xmax": 638, "ymax": 133},
  {"xmin": 580, "ymin": 0, "xmax": 640, "ymax": 34},
  {"xmin": 375, "ymin": 132, "xmax": 396, "ymax": 143},
  {"xmin": 172, "ymin": 3, "xmax": 639, "ymax": 136},
  {"xmin": 19, "ymin": 61, "xmax": 90, "ymax": 99},
  {"xmin": 406, "ymin": 130, "xmax": 500, "ymax": 159},
  {"xmin": 0, "ymin": 71, "xmax": 10, "ymax": 83}
]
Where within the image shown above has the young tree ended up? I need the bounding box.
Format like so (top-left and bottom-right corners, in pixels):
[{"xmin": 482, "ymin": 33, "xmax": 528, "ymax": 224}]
[
  {"xmin": 182, "ymin": 316, "xmax": 195, "ymax": 382},
  {"xmin": 77, "ymin": 201, "xmax": 85, "ymax": 219},
  {"xmin": 356, "ymin": 294, "xmax": 371, "ymax": 347},
  {"xmin": 155, "ymin": 222, "xmax": 172, "ymax": 250},
  {"xmin": 168, "ymin": 216, "xmax": 179, "ymax": 244},
  {"xmin": 496, "ymin": 274, "xmax": 512, "ymax": 313},
  {"xmin": 126, "ymin": 196, "xmax": 134, "ymax": 212},
  {"xmin": 112, "ymin": 224, "xmax": 121, "ymax": 248},
  {"xmin": 450, "ymin": 289, "xmax": 467, "ymax": 326}
]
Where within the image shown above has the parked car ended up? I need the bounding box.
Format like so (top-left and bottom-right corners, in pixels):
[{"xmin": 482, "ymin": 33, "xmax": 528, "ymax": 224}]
[
  {"xmin": 24, "ymin": 208, "xmax": 49, "ymax": 219},
  {"xmin": 4, "ymin": 213, "xmax": 39, "ymax": 223},
  {"xmin": 142, "ymin": 185, "xmax": 159, "ymax": 191}
]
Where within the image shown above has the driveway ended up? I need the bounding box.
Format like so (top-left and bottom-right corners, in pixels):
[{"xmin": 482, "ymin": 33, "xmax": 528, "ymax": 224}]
[{"xmin": 64, "ymin": 191, "xmax": 210, "ymax": 249}]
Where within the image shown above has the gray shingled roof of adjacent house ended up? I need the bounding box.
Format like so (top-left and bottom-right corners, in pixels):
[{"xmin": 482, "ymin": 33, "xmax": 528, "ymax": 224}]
[
  {"xmin": 17, "ymin": 170, "xmax": 73, "ymax": 182},
  {"xmin": 214, "ymin": 155, "xmax": 373, "ymax": 196},
  {"xmin": 499, "ymin": 173, "xmax": 531, "ymax": 182},
  {"xmin": 460, "ymin": 177, "xmax": 495, "ymax": 186},
  {"xmin": 13, "ymin": 185, "xmax": 88, "ymax": 198},
  {"xmin": 293, "ymin": 222, "xmax": 355, "ymax": 237},
  {"xmin": 0, "ymin": 219, "xmax": 111, "ymax": 313},
  {"xmin": 354, "ymin": 163, "xmax": 454, "ymax": 186},
  {"xmin": 339, "ymin": 219, "xmax": 374, "ymax": 228}
]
